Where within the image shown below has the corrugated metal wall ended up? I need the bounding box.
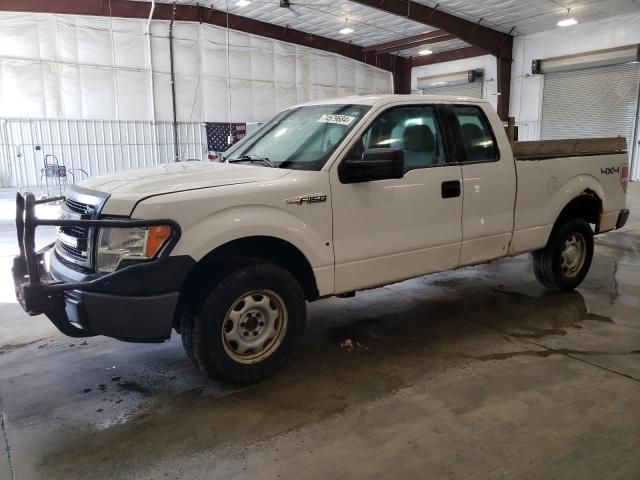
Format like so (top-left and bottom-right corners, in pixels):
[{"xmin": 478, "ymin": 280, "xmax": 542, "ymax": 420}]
[
  {"xmin": 0, "ymin": 118, "xmax": 207, "ymax": 187},
  {"xmin": 540, "ymin": 63, "xmax": 640, "ymax": 152}
]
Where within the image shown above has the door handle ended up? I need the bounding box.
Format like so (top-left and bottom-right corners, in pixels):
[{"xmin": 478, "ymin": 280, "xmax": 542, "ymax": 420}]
[{"xmin": 441, "ymin": 180, "xmax": 461, "ymax": 199}]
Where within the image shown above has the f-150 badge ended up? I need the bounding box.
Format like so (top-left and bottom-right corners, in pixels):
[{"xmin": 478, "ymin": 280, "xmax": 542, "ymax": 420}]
[{"xmin": 286, "ymin": 193, "xmax": 328, "ymax": 205}]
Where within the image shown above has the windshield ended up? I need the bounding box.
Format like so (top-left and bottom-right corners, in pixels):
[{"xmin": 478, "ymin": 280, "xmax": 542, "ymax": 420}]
[{"xmin": 223, "ymin": 104, "xmax": 370, "ymax": 170}]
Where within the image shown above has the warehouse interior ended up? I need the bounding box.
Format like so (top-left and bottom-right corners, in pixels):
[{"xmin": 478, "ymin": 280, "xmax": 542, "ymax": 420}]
[{"xmin": 1, "ymin": 0, "xmax": 640, "ymax": 479}]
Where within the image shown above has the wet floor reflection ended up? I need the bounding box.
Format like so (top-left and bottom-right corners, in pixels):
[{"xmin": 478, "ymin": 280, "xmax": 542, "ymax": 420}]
[{"xmin": 34, "ymin": 275, "xmax": 637, "ymax": 479}]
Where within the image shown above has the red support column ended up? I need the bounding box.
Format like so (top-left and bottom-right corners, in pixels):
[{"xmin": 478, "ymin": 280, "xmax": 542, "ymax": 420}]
[
  {"xmin": 496, "ymin": 56, "xmax": 512, "ymax": 121},
  {"xmin": 393, "ymin": 57, "xmax": 412, "ymax": 94}
]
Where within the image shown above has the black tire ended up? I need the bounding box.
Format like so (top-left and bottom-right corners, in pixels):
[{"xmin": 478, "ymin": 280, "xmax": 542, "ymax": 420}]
[
  {"xmin": 184, "ymin": 263, "xmax": 306, "ymax": 384},
  {"xmin": 532, "ymin": 218, "xmax": 594, "ymax": 292}
]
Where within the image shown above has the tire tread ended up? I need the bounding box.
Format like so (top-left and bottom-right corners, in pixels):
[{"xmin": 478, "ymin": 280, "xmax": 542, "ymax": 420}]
[
  {"xmin": 185, "ymin": 263, "xmax": 306, "ymax": 384},
  {"xmin": 532, "ymin": 218, "xmax": 594, "ymax": 292}
]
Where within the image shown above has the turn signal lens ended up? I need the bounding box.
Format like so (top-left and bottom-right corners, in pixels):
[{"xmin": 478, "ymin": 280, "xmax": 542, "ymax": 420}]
[{"xmin": 145, "ymin": 225, "xmax": 172, "ymax": 257}]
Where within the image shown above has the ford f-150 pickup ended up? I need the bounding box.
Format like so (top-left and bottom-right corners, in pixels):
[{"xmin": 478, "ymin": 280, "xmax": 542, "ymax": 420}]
[{"xmin": 13, "ymin": 95, "xmax": 630, "ymax": 383}]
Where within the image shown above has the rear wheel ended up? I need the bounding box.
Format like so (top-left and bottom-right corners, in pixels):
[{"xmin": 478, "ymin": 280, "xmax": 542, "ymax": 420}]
[
  {"xmin": 532, "ymin": 218, "xmax": 594, "ymax": 292},
  {"xmin": 182, "ymin": 263, "xmax": 306, "ymax": 384}
]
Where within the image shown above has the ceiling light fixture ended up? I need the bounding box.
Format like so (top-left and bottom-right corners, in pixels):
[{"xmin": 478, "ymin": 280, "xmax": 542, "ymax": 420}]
[
  {"xmin": 340, "ymin": 27, "xmax": 354, "ymax": 35},
  {"xmin": 557, "ymin": 8, "xmax": 577, "ymax": 27},
  {"xmin": 236, "ymin": 0, "xmax": 251, "ymax": 7},
  {"xmin": 557, "ymin": 17, "xmax": 578, "ymax": 27},
  {"xmin": 418, "ymin": 49, "xmax": 433, "ymax": 56}
]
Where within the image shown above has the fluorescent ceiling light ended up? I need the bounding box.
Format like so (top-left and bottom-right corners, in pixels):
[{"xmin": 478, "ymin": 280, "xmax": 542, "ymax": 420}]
[
  {"xmin": 236, "ymin": 0, "xmax": 251, "ymax": 7},
  {"xmin": 418, "ymin": 49, "xmax": 433, "ymax": 56},
  {"xmin": 339, "ymin": 27, "xmax": 354, "ymax": 35},
  {"xmin": 557, "ymin": 18, "xmax": 578, "ymax": 27}
]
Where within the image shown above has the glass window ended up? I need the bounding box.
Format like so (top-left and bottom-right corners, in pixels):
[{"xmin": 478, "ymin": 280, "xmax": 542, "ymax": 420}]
[
  {"xmin": 223, "ymin": 104, "xmax": 370, "ymax": 171},
  {"xmin": 453, "ymin": 106, "xmax": 498, "ymax": 163},
  {"xmin": 348, "ymin": 106, "xmax": 446, "ymax": 171}
]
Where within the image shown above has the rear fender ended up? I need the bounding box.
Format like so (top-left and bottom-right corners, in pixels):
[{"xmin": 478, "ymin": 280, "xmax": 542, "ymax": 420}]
[{"xmin": 549, "ymin": 175, "xmax": 605, "ymax": 228}]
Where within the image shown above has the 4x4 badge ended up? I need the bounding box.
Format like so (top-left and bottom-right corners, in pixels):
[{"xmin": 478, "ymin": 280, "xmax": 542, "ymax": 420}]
[
  {"xmin": 601, "ymin": 167, "xmax": 620, "ymax": 175},
  {"xmin": 286, "ymin": 193, "xmax": 328, "ymax": 205}
]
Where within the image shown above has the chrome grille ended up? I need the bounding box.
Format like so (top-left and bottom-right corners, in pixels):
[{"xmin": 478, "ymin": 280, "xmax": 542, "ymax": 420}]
[
  {"xmin": 55, "ymin": 191, "xmax": 105, "ymax": 269},
  {"xmin": 61, "ymin": 225, "xmax": 89, "ymax": 239},
  {"xmin": 64, "ymin": 197, "xmax": 92, "ymax": 215},
  {"xmin": 59, "ymin": 241, "xmax": 88, "ymax": 262}
]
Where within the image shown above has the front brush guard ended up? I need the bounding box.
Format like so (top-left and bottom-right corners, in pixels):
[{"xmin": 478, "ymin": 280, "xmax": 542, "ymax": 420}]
[{"xmin": 12, "ymin": 191, "xmax": 180, "ymax": 338}]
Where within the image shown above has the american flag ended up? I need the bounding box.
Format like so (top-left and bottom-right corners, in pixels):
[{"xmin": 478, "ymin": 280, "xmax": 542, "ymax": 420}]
[{"xmin": 206, "ymin": 122, "xmax": 246, "ymax": 160}]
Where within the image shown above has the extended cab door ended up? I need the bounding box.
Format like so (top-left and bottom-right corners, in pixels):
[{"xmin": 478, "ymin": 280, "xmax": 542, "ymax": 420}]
[
  {"xmin": 330, "ymin": 104, "xmax": 463, "ymax": 293},
  {"xmin": 447, "ymin": 104, "xmax": 516, "ymax": 266}
]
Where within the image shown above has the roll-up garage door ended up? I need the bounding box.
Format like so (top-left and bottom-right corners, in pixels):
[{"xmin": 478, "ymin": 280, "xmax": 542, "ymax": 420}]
[
  {"xmin": 541, "ymin": 62, "xmax": 640, "ymax": 155},
  {"xmin": 419, "ymin": 81, "xmax": 483, "ymax": 99}
]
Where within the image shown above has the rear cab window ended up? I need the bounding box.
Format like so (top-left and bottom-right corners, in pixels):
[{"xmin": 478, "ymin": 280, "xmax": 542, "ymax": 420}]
[{"xmin": 452, "ymin": 105, "xmax": 499, "ymax": 163}]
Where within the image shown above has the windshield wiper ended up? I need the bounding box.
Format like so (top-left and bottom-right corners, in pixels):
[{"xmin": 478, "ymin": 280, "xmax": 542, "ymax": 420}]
[{"xmin": 228, "ymin": 154, "xmax": 274, "ymax": 168}]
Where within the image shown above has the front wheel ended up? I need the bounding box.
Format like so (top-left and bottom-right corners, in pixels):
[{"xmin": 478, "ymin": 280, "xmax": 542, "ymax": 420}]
[
  {"xmin": 183, "ymin": 263, "xmax": 306, "ymax": 384},
  {"xmin": 532, "ymin": 218, "xmax": 594, "ymax": 292}
]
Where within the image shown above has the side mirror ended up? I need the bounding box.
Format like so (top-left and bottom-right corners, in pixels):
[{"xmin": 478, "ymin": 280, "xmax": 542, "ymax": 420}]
[{"xmin": 339, "ymin": 148, "xmax": 405, "ymax": 184}]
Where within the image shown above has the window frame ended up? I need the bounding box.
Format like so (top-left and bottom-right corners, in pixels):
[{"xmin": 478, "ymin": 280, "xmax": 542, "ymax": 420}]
[
  {"xmin": 337, "ymin": 103, "xmax": 455, "ymax": 181},
  {"xmin": 447, "ymin": 104, "xmax": 501, "ymax": 165}
]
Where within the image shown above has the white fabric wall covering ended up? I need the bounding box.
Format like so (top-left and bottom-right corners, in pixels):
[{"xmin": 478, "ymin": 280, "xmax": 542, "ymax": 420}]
[
  {"xmin": 0, "ymin": 11, "xmax": 392, "ymax": 123},
  {"xmin": 0, "ymin": 11, "xmax": 392, "ymax": 186},
  {"xmin": 0, "ymin": 118, "xmax": 206, "ymax": 188}
]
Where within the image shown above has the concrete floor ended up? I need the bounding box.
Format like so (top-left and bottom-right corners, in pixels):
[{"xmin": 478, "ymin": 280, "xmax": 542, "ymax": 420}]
[{"xmin": 1, "ymin": 184, "xmax": 639, "ymax": 480}]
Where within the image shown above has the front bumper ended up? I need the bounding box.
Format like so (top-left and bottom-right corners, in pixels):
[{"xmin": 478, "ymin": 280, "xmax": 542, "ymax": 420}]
[{"xmin": 12, "ymin": 191, "xmax": 191, "ymax": 342}]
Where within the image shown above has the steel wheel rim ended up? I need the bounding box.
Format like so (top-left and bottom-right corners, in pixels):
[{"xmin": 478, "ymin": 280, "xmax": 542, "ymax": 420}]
[
  {"xmin": 221, "ymin": 289, "xmax": 288, "ymax": 364},
  {"xmin": 560, "ymin": 232, "xmax": 586, "ymax": 278}
]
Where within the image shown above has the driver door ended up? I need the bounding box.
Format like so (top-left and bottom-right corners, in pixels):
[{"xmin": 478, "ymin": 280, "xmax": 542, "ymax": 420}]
[{"xmin": 330, "ymin": 104, "xmax": 464, "ymax": 293}]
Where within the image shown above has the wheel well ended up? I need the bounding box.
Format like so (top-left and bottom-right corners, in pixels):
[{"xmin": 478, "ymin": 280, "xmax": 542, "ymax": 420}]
[
  {"xmin": 175, "ymin": 236, "xmax": 318, "ymax": 330},
  {"xmin": 556, "ymin": 190, "xmax": 603, "ymax": 230}
]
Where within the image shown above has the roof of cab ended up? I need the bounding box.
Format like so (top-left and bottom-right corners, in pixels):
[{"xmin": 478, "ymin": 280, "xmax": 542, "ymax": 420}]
[{"xmin": 293, "ymin": 94, "xmax": 489, "ymax": 109}]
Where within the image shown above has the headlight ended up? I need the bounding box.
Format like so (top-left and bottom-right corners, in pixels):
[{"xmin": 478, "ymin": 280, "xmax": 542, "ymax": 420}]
[{"xmin": 96, "ymin": 225, "xmax": 172, "ymax": 273}]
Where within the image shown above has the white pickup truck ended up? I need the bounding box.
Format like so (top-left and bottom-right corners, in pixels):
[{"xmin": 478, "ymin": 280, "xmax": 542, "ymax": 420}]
[{"xmin": 13, "ymin": 95, "xmax": 630, "ymax": 383}]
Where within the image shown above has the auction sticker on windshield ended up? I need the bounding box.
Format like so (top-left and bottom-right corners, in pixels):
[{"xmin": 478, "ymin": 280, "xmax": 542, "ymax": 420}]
[{"xmin": 317, "ymin": 114, "xmax": 356, "ymax": 126}]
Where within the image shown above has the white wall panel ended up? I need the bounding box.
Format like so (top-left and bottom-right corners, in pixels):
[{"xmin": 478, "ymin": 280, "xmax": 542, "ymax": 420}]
[
  {"xmin": 510, "ymin": 11, "xmax": 640, "ymax": 140},
  {"xmin": 202, "ymin": 76, "xmax": 229, "ymax": 121},
  {"xmin": 112, "ymin": 18, "xmax": 148, "ymax": 69},
  {"xmin": 175, "ymin": 74, "xmax": 202, "ymax": 122},
  {"xmin": 0, "ymin": 60, "xmax": 46, "ymax": 118},
  {"xmin": 79, "ymin": 66, "xmax": 116, "ymax": 120},
  {"xmin": 173, "ymin": 32, "xmax": 200, "ymax": 75},
  {"xmin": 0, "ymin": 11, "xmax": 392, "ymax": 186},
  {"xmin": 152, "ymin": 73, "xmax": 173, "ymax": 122},
  {"xmin": 252, "ymin": 82, "xmax": 276, "ymax": 122},
  {"xmin": 116, "ymin": 70, "xmax": 151, "ymax": 121},
  {"xmin": 76, "ymin": 16, "xmax": 113, "ymax": 67},
  {"xmin": 42, "ymin": 63, "xmax": 62, "ymax": 118},
  {"xmin": 251, "ymin": 36, "xmax": 275, "ymax": 82},
  {"xmin": 411, "ymin": 55, "xmax": 498, "ymax": 111},
  {"xmin": 59, "ymin": 64, "xmax": 83, "ymax": 119}
]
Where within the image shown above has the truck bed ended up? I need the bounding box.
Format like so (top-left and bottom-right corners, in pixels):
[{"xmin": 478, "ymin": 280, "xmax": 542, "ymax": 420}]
[
  {"xmin": 512, "ymin": 137, "xmax": 627, "ymax": 161},
  {"xmin": 510, "ymin": 137, "xmax": 628, "ymax": 256}
]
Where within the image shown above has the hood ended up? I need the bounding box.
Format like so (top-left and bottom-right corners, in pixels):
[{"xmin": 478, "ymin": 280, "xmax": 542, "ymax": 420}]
[
  {"xmin": 75, "ymin": 161, "xmax": 291, "ymax": 216},
  {"xmin": 78, "ymin": 161, "xmax": 290, "ymax": 197}
]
